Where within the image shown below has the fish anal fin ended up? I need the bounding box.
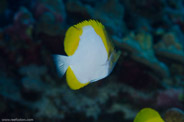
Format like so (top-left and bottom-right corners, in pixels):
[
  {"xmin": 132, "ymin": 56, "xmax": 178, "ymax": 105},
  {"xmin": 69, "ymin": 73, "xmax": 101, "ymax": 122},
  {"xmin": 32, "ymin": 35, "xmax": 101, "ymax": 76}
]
[{"xmin": 66, "ymin": 66, "xmax": 89, "ymax": 90}]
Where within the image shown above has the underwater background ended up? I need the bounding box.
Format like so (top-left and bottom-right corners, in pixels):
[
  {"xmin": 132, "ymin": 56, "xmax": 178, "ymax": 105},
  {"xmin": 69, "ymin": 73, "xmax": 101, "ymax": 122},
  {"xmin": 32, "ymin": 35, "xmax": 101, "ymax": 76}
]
[{"xmin": 0, "ymin": 0, "xmax": 184, "ymax": 121}]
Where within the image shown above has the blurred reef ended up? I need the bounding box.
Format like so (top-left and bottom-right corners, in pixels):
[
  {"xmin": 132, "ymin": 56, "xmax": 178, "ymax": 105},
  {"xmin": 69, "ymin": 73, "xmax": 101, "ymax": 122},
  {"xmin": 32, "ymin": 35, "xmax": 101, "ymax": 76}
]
[{"xmin": 0, "ymin": 0, "xmax": 184, "ymax": 122}]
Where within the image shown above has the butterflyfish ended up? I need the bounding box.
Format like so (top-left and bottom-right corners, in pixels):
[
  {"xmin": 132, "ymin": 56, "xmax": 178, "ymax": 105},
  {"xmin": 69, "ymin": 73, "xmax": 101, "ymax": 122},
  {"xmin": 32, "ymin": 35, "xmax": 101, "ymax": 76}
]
[
  {"xmin": 134, "ymin": 108, "xmax": 165, "ymax": 122},
  {"xmin": 53, "ymin": 20, "xmax": 121, "ymax": 90}
]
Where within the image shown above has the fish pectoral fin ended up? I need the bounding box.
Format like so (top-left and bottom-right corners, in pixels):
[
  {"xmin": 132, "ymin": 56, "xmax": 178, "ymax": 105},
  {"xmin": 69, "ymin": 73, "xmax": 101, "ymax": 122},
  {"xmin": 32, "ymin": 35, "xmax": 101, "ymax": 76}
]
[{"xmin": 66, "ymin": 66, "xmax": 89, "ymax": 90}]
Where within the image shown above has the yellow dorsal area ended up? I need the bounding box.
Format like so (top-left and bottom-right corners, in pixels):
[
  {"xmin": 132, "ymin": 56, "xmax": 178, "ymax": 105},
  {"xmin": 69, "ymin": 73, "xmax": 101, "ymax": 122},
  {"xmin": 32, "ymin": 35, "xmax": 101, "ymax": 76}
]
[
  {"xmin": 66, "ymin": 66, "xmax": 89, "ymax": 90},
  {"xmin": 64, "ymin": 20, "xmax": 113, "ymax": 56},
  {"xmin": 134, "ymin": 108, "xmax": 164, "ymax": 122}
]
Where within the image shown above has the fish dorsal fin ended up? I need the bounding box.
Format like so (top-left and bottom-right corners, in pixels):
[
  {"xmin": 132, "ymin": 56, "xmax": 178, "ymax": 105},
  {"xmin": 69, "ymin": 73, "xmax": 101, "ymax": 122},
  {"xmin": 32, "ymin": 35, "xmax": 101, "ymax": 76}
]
[
  {"xmin": 64, "ymin": 20, "xmax": 113, "ymax": 56},
  {"xmin": 134, "ymin": 108, "xmax": 164, "ymax": 122},
  {"xmin": 66, "ymin": 66, "xmax": 89, "ymax": 90}
]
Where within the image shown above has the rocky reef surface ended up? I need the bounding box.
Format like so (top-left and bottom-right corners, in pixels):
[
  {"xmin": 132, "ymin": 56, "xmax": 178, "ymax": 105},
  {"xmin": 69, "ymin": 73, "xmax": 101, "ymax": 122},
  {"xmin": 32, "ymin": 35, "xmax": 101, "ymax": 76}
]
[{"xmin": 0, "ymin": 0, "xmax": 184, "ymax": 122}]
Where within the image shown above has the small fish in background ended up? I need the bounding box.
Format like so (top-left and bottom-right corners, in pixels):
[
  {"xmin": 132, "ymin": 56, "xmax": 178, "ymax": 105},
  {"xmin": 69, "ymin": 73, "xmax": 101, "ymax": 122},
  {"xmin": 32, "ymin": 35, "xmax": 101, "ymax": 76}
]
[
  {"xmin": 134, "ymin": 108, "xmax": 164, "ymax": 122},
  {"xmin": 53, "ymin": 20, "xmax": 120, "ymax": 90}
]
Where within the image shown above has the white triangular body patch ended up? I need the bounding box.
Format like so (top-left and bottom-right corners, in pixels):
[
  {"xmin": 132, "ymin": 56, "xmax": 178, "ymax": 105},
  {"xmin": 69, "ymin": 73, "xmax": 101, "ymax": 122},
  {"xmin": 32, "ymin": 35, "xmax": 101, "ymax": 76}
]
[{"xmin": 69, "ymin": 26, "xmax": 109, "ymax": 83}]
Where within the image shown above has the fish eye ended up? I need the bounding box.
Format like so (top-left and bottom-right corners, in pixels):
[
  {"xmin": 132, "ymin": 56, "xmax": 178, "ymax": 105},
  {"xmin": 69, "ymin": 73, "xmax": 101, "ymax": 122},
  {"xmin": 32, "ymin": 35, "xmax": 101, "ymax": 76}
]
[{"xmin": 73, "ymin": 26, "xmax": 80, "ymax": 30}]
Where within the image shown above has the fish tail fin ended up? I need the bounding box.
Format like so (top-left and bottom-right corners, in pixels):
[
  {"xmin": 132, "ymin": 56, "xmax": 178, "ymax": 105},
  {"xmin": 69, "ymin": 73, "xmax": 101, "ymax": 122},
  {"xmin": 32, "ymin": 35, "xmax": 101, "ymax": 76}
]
[{"xmin": 53, "ymin": 54, "xmax": 70, "ymax": 77}]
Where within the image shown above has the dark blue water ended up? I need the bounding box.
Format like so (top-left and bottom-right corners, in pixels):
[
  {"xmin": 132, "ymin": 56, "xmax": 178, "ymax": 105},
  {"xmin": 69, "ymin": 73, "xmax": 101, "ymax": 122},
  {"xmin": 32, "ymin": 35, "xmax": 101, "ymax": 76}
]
[{"xmin": 0, "ymin": 0, "xmax": 183, "ymax": 122}]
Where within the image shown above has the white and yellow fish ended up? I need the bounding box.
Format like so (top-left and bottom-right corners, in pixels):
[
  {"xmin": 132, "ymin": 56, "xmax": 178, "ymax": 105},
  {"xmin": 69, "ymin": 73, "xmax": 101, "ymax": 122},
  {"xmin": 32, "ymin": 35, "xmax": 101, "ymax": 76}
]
[{"xmin": 53, "ymin": 20, "xmax": 120, "ymax": 90}]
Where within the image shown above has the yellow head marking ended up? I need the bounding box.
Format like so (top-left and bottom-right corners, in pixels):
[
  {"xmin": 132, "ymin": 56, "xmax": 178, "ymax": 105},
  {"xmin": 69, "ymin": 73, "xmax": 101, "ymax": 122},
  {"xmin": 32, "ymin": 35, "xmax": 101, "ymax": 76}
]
[
  {"xmin": 134, "ymin": 108, "xmax": 164, "ymax": 122},
  {"xmin": 64, "ymin": 25, "xmax": 82, "ymax": 56},
  {"xmin": 66, "ymin": 67, "xmax": 89, "ymax": 90},
  {"xmin": 64, "ymin": 20, "xmax": 114, "ymax": 56}
]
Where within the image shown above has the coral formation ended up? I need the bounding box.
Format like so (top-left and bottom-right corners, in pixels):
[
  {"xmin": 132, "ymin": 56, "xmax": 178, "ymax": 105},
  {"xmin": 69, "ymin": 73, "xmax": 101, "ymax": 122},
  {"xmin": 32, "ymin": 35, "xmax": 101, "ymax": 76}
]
[
  {"xmin": 35, "ymin": 0, "xmax": 66, "ymax": 36},
  {"xmin": 154, "ymin": 32, "xmax": 184, "ymax": 64},
  {"xmin": 0, "ymin": 0, "xmax": 184, "ymax": 121},
  {"xmin": 156, "ymin": 89, "xmax": 184, "ymax": 109},
  {"xmin": 164, "ymin": 108, "xmax": 184, "ymax": 122},
  {"xmin": 66, "ymin": 0, "xmax": 126, "ymax": 35},
  {"xmin": 113, "ymin": 31, "xmax": 169, "ymax": 78}
]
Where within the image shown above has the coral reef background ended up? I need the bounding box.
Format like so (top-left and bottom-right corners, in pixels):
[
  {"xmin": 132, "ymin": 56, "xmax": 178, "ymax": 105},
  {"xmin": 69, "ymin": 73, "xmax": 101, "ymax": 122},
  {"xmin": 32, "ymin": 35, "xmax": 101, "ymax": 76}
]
[{"xmin": 0, "ymin": 0, "xmax": 184, "ymax": 122}]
